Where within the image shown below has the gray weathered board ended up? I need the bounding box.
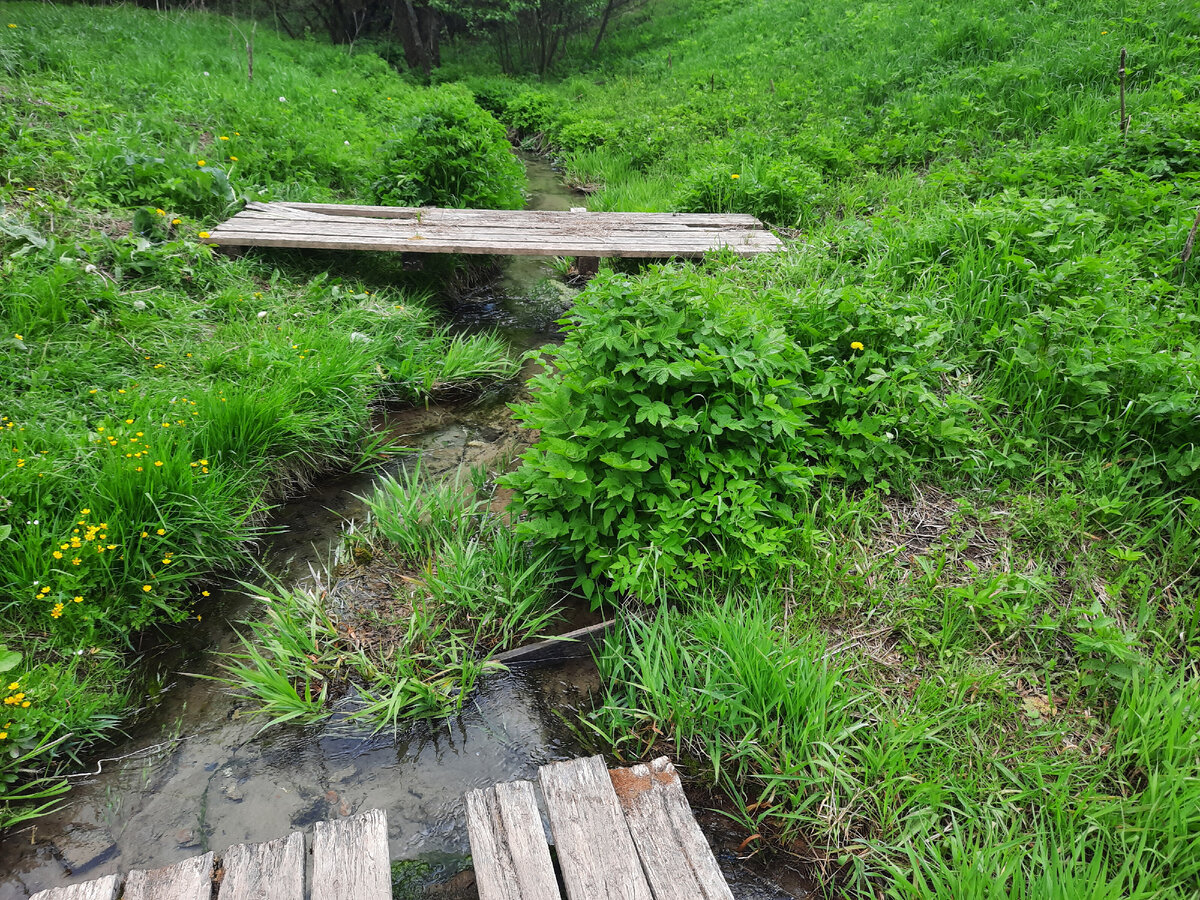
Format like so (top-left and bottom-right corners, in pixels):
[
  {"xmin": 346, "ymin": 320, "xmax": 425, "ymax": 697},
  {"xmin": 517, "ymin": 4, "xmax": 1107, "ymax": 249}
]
[
  {"xmin": 539, "ymin": 756, "xmax": 655, "ymax": 900},
  {"xmin": 123, "ymin": 853, "xmax": 215, "ymax": 900},
  {"xmin": 217, "ymin": 832, "xmax": 305, "ymax": 900},
  {"xmin": 465, "ymin": 780, "xmax": 561, "ymax": 900},
  {"xmin": 203, "ymin": 202, "xmax": 783, "ymax": 258},
  {"xmin": 311, "ymin": 808, "xmax": 392, "ymax": 900},
  {"xmin": 28, "ymin": 875, "xmax": 121, "ymax": 900},
  {"xmin": 612, "ymin": 757, "xmax": 734, "ymax": 900}
]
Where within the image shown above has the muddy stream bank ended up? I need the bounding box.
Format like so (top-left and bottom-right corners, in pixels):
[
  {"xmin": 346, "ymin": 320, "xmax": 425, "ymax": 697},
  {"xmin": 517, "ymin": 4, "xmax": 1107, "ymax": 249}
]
[{"xmin": 0, "ymin": 157, "xmax": 807, "ymax": 900}]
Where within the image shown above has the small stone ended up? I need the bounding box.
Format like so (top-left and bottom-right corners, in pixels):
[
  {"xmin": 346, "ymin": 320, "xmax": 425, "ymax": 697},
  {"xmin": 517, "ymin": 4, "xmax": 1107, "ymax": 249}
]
[
  {"xmin": 325, "ymin": 790, "xmax": 339, "ymax": 803},
  {"xmin": 338, "ymin": 800, "xmax": 351, "ymax": 816}
]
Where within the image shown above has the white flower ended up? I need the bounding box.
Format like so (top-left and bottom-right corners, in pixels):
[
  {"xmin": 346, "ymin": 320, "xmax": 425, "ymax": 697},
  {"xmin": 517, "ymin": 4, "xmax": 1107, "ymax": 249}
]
[
  {"xmin": 344, "ymin": 140, "xmax": 350, "ymax": 146},
  {"xmin": 84, "ymin": 263, "xmax": 97, "ymax": 274},
  {"xmin": 257, "ymin": 311, "xmax": 268, "ymax": 319},
  {"xmin": 132, "ymin": 299, "xmax": 147, "ymax": 311},
  {"xmin": 203, "ymin": 71, "xmax": 210, "ymax": 76},
  {"xmin": 331, "ymin": 88, "xmax": 338, "ymax": 94},
  {"xmin": 279, "ymin": 96, "xmax": 287, "ymax": 102}
]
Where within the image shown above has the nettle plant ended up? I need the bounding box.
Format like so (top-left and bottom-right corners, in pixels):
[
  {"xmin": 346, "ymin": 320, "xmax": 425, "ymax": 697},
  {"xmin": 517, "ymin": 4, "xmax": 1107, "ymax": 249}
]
[{"xmin": 503, "ymin": 267, "xmax": 979, "ymax": 605}]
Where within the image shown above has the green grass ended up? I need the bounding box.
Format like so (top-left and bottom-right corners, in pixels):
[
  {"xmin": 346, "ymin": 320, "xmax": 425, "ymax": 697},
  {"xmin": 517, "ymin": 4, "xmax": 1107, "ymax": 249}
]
[
  {"xmin": 218, "ymin": 466, "xmax": 565, "ymax": 732},
  {"xmin": 0, "ymin": 1, "xmax": 522, "ymax": 825}
]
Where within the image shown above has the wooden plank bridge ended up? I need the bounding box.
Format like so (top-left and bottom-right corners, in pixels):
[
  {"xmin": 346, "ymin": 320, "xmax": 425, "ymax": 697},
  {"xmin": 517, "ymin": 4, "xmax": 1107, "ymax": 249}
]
[
  {"xmin": 202, "ymin": 202, "xmax": 783, "ymax": 259},
  {"xmin": 30, "ymin": 756, "xmax": 732, "ymax": 900}
]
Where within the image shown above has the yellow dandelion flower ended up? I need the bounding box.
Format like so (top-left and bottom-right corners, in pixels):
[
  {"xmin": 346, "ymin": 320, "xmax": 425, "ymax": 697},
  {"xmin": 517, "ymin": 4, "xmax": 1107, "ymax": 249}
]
[
  {"xmin": 172, "ymin": 218, "xmax": 182, "ymax": 225},
  {"xmin": 52, "ymin": 551, "xmax": 63, "ymax": 559},
  {"xmin": 850, "ymin": 341, "xmax": 864, "ymax": 351},
  {"xmin": 13, "ymin": 334, "xmax": 22, "ymax": 340},
  {"xmin": 21, "ymin": 701, "xmax": 29, "ymax": 708},
  {"xmin": 198, "ymin": 232, "xmax": 210, "ymax": 239},
  {"xmin": 202, "ymin": 591, "xmax": 211, "ymax": 597},
  {"xmin": 142, "ymin": 584, "xmax": 152, "ymax": 592},
  {"xmin": 229, "ymin": 156, "xmax": 238, "ymax": 161},
  {"xmin": 219, "ymin": 135, "xmax": 229, "ymax": 141},
  {"xmin": 197, "ymin": 160, "xmax": 206, "ymax": 167}
]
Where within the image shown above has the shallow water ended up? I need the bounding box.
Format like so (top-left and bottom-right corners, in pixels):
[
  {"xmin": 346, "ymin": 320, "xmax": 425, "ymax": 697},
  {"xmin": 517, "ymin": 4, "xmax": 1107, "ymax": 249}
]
[{"xmin": 0, "ymin": 156, "xmax": 809, "ymax": 900}]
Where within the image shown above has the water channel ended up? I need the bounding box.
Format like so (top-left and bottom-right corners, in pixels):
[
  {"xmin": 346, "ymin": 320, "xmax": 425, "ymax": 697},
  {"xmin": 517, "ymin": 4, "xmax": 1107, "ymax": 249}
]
[{"xmin": 0, "ymin": 157, "xmax": 808, "ymax": 900}]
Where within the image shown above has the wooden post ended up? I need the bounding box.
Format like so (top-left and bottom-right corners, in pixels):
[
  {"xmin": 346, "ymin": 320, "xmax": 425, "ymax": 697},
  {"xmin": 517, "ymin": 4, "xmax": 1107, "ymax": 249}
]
[{"xmin": 1119, "ymin": 48, "xmax": 1129, "ymax": 137}]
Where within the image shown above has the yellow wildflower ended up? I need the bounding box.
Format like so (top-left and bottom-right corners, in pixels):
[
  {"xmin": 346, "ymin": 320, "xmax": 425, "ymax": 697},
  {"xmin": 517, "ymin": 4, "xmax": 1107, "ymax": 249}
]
[
  {"xmin": 198, "ymin": 232, "xmax": 210, "ymax": 239},
  {"xmin": 850, "ymin": 341, "xmax": 864, "ymax": 351},
  {"xmin": 172, "ymin": 218, "xmax": 182, "ymax": 225},
  {"xmin": 142, "ymin": 584, "xmax": 152, "ymax": 592},
  {"xmin": 197, "ymin": 160, "xmax": 206, "ymax": 167}
]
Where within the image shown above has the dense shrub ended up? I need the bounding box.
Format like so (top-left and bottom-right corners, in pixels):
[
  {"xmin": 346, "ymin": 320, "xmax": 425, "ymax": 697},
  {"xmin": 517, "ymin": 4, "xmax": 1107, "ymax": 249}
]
[
  {"xmin": 503, "ymin": 266, "xmax": 980, "ymax": 603},
  {"xmin": 372, "ymin": 85, "xmax": 524, "ymax": 209}
]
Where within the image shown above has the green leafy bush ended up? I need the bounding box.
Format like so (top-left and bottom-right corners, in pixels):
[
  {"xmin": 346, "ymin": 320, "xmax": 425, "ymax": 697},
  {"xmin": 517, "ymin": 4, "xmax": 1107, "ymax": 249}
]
[
  {"xmin": 503, "ymin": 266, "xmax": 980, "ymax": 603},
  {"xmin": 372, "ymin": 85, "xmax": 524, "ymax": 209}
]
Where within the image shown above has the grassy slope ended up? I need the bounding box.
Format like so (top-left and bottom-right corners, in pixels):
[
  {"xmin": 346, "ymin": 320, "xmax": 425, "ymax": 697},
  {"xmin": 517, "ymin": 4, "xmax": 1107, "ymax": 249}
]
[
  {"xmin": 443, "ymin": 0, "xmax": 1200, "ymax": 896},
  {"xmin": 0, "ymin": 2, "xmax": 518, "ymax": 825}
]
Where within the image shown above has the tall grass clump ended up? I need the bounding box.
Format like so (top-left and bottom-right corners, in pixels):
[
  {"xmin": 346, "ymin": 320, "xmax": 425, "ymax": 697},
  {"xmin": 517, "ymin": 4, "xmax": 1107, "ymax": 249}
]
[{"xmin": 219, "ymin": 467, "xmax": 564, "ymax": 732}]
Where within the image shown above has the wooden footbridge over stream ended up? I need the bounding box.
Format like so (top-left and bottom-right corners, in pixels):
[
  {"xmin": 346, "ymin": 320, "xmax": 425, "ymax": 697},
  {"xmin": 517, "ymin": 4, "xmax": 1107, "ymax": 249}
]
[
  {"xmin": 30, "ymin": 755, "xmax": 734, "ymax": 900},
  {"xmin": 201, "ymin": 202, "xmax": 783, "ymax": 267}
]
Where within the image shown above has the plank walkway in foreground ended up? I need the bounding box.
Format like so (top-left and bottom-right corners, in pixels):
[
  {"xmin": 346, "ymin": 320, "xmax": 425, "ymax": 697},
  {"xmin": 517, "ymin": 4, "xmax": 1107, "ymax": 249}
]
[
  {"xmin": 468, "ymin": 755, "xmax": 734, "ymax": 900},
  {"xmin": 202, "ymin": 201, "xmax": 783, "ymax": 258},
  {"xmin": 30, "ymin": 756, "xmax": 730, "ymax": 900}
]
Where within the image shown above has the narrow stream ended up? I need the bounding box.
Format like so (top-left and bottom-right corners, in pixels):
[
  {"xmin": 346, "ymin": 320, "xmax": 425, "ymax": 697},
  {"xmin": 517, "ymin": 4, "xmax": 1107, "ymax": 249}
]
[{"xmin": 0, "ymin": 157, "xmax": 808, "ymax": 900}]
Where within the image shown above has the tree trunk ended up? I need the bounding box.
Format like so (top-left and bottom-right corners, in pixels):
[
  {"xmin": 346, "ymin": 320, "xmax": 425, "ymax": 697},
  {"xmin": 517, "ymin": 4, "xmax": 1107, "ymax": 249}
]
[
  {"xmin": 590, "ymin": 0, "xmax": 614, "ymax": 56},
  {"xmin": 398, "ymin": 0, "xmax": 431, "ymax": 73}
]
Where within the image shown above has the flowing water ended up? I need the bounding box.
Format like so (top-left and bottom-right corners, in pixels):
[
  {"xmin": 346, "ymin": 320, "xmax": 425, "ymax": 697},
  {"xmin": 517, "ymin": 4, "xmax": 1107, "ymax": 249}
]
[{"xmin": 0, "ymin": 157, "xmax": 809, "ymax": 900}]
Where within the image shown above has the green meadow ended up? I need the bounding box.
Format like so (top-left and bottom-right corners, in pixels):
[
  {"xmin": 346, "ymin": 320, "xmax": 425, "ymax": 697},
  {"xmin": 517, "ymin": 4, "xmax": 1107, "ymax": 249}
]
[{"xmin": 4, "ymin": 0, "xmax": 1200, "ymax": 896}]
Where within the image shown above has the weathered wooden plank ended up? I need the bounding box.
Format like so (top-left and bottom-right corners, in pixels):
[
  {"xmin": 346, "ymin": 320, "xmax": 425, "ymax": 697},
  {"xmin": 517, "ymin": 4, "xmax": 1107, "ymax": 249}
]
[
  {"xmin": 29, "ymin": 875, "xmax": 122, "ymax": 900},
  {"xmin": 123, "ymin": 853, "xmax": 215, "ymax": 900},
  {"xmin": 203, "ymin": 229, "xmax": 781, "ymax": 257},
  {"xmin": 311, "ymin": 809, "xmax": 391, "ymax": 900},
  {"xmin": 539, "ymin": 756, "xmax": 653, "ymax": 900},
  {"xmin": 205, "ymin": 230, "xmax": 780, "ymax": 255},
  {"xmin": 239, "ymin": 205, "xmax": 766, "ymax": 232},
  {"xmin": 466, "ymin": 781, "xmax": 561, "ymax": 900},
  {"xmin": 217, "ymin": 832, "xmax": 305, "ymax": 900},
  {"xmin": 270, "ymin": 202, "xmax": 763, "ymax": 227},
  {"xmin": 213, "ymin": 218, "xmax": 778, "ymax": 244},
  {"xmin": 612, "ymin": 757, "xmax": 734, "ymax": 900}
]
